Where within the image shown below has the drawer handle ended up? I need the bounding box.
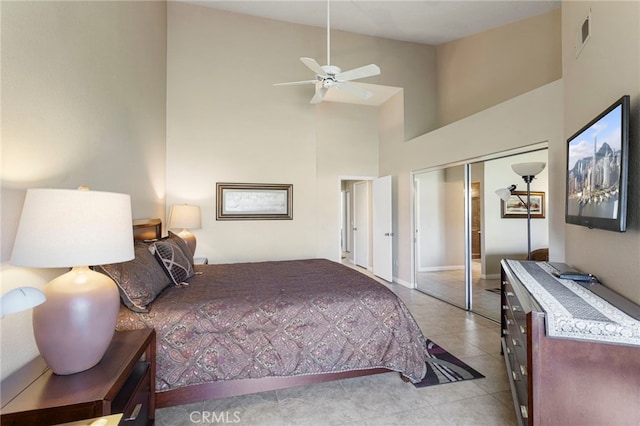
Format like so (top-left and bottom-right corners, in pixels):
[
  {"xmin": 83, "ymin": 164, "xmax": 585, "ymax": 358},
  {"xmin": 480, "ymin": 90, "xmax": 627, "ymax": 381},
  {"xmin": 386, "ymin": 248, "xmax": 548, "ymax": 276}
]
[
  {"xmin": 502, "ymin": 305, "xmax": 509, "ymax": 311},
  {"xmin": 506, "ymin": 291, "xmax": 515, "ymax": 297},
  {"xmin": 520, "ymin": 365, "xmax": 528, "ymax": 376},
  {"xmin": 506, "ymin": 346, "xmax": 511, "ymax": 354},
  {"xmin": 124, "ymin": 403, "xmax": 142, "ymax": 421},
  {"xmin": 519, "ymin": 325, "xmax": 526, "ymax": 334},
  {"xmin": 512, "ymin": 338, "xmax": 520, "ymax": 347},
  {"xmin": 506, "ymin": 319, "xmax": 514, "ymax": 325},
  {"xmin": 520, "ymin": 405, "xmax": 529, "ymax": 419},
  {"xmin": 512, "ymin": 371, "xmax": 519, "ymax": 381},
  {"xmin": 503, "ymin": 328, "xmax": 510, "ymax": 335},
  {"xmin": 512, "ymin": 305, "xmax": 521, "ymax": 312}
]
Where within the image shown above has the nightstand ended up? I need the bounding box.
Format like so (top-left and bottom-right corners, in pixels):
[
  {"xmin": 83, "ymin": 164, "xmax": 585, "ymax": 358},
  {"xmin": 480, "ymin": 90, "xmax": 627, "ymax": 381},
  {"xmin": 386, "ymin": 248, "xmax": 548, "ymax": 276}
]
[{"xmin": 1, "ymin": 328, "xmax": 156, "ymax": 426}]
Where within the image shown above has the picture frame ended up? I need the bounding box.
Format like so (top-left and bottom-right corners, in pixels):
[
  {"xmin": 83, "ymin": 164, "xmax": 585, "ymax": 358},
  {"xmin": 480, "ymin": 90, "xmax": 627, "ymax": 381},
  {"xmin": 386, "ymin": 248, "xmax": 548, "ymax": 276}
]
[
  {"xmin": 501, "ymin": 191, "xmax": 545, "ymax": 219},
  {"xmin": 216, "ymin": 183, "xmax": 293, "ymax": 220}
]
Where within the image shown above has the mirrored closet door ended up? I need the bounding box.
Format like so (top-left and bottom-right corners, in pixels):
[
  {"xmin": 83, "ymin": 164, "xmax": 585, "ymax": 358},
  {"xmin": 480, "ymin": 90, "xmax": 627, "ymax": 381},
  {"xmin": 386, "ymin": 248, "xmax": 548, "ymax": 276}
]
[{"xmin": 413, "ymin": 148, "xmax": 549, "ymax": 322}]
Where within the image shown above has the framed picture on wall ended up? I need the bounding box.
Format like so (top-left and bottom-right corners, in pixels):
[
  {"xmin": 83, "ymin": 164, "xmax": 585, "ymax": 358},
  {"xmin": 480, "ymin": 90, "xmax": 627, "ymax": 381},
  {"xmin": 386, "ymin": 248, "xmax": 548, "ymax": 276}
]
[
  {"xmin": 216, "ymin": 183, "xmax": 293, "ymax": 220},
  {"xmin": 501, "ymin": 191, "xmax": 545, "ymax": 219}
]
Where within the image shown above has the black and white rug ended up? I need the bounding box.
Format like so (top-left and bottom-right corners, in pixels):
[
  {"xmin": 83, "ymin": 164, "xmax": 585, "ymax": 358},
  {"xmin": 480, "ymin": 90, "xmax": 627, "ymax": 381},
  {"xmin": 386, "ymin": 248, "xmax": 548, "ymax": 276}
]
[{"xmin": 413, "ymin": 340, "xmax": 484, "ymax": 388}]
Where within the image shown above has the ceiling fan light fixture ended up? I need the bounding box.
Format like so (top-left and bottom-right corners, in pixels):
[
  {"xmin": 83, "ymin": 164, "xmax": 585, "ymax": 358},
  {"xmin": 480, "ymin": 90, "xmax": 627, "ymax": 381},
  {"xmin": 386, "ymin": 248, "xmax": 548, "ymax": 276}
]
[{"xmin": 274, "ymin": 0, "xmax": 381, "ymax": 104}]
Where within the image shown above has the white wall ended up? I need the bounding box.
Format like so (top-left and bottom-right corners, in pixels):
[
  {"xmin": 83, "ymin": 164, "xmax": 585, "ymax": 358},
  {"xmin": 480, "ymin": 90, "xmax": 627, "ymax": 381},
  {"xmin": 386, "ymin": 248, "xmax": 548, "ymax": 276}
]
[
  {"xmin": 562, "ymin": 1, "xmax": 640, "ymax": 304},
  {"xmin": 380, "ymin": 80, "xmax": 564, "ymax": 286},
  {"xmin": 483, "ymin": 150, "xmax": 549, "ymax": 276},
  {"xmin": 0, "ymin": 1, "xmax": 167, "ymax": 379},
  {"xmin": 165, "ymin": 2, "xmax": 431, "ymax": 264}
]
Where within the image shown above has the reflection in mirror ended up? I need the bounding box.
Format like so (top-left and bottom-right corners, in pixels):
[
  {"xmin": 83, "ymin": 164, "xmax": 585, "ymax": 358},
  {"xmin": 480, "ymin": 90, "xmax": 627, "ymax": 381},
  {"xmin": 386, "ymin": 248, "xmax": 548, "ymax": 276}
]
[
  {"xmin": 414, "ymin": 165, "xmax": 467, "ymax": 309},
  {"xmin": 413, "ymin": 149, "xmax": 548, "ymax": 322}
]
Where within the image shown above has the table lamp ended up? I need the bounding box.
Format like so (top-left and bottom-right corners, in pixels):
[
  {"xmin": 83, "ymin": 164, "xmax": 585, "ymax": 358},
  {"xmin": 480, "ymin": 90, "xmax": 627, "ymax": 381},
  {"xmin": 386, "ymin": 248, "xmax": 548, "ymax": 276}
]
[
  {"xmin": 169, "ymin": 204, "xmax": 201, "ymax": 256},
  {"xmin": 11, "ymin": 187, "xmax": 134, "ymax": 375}
]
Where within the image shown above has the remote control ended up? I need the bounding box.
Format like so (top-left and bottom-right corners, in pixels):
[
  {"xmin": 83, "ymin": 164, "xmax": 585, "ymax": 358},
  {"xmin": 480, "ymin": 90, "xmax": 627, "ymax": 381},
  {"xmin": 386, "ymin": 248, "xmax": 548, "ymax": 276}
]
[{"xmin": 555, "ymin": 272, "xmax": 597, "ymax": 282}]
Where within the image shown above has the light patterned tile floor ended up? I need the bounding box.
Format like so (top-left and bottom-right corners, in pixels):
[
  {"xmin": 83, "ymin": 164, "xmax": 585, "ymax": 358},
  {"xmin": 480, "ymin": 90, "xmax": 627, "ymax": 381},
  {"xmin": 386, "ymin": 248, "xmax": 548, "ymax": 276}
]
[{"xmin": 155, "ymin": 271, "xmax": 517, "ymax": 426}]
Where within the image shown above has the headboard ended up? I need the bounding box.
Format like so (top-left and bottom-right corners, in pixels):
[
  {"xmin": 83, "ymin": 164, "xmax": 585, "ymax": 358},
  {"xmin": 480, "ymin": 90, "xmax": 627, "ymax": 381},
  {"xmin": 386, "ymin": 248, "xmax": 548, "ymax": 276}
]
[{"xmin": 133, "ymin": 218, "xmax": 162, "ymax": 241}]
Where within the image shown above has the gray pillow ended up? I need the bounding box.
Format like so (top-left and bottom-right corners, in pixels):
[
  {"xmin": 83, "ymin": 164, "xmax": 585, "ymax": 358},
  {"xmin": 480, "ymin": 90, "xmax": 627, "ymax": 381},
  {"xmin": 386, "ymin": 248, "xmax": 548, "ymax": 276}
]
[
  {"xmin": 167, "ymin": 230, "xmax": 194, "ymax": 267},
  {"xmin": 149, "ymin": 238, "xmax": 195, "ymax": 286},
  {"xmin": 96, "ymin": 241, "xmax": 171, "ymax": 312}
]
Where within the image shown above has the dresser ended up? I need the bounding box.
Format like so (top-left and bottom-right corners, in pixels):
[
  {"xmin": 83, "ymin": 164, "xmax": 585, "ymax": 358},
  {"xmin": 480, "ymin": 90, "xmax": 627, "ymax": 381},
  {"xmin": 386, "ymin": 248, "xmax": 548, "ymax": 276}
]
[{"xmin": 501, "ymin": 260, "xmax": 640, "ymax": 426}]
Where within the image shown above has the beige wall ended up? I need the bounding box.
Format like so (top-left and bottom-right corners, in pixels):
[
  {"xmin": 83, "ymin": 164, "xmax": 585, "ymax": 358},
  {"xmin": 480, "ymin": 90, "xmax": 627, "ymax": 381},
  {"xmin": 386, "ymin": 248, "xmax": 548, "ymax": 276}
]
[
  {"xmin": 562, "ymin": 1, "xmax": 640, "ymax": 304},
  {"xmin": 164, "ymin": 2, "xmax": 432, "ymax": 264},
  {"xmin": 437, "ymin": 8, "xmax": 562, "ymax": 126},
  {"xmin": 0, "ymin": 1, "xmax": 167, "ymax": 379},
  {"xmin": 380, "ymin": 80, "xmax": 564, "ymax": 286}
]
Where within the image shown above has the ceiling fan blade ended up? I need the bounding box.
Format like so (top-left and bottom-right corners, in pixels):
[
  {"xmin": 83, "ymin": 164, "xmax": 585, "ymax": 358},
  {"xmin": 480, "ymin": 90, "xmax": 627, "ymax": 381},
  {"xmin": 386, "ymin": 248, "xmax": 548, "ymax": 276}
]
[
  {"xmin": 310, "ymin": 86, "xmax": 329, "ymax": 104},
  {"xmin": 336, "ymin": 64, "xmax": 381, "ymax": 82},
  {"xmin": 273, "ymin": 80, "xmax": 317, "ymax": 86},
  {"xmin": 300, "ymin": 57, "xmax": 327, "ymax": 76},
  {"xmin": 336, "ymin": 82, "xmax": 373, "ymax": 100}
]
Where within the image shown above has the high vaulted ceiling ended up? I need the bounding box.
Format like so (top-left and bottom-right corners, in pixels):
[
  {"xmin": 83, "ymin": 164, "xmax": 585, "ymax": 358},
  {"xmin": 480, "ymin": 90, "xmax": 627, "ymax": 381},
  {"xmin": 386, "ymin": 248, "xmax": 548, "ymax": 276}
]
[{"xmin": 181, "ymin": 0, "xmax": 560, "ymax": 45}]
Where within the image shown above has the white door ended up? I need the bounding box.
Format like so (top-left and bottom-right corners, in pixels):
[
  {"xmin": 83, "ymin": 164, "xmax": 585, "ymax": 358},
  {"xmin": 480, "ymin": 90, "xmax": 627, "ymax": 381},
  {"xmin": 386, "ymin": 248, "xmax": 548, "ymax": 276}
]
[
  {"xmin": 353, "ymin": 181, "xmax": 369, "ymax": 268},
  {"xmin": 373, "ymin": 176, "xmax": 393, "ymax": 281}
]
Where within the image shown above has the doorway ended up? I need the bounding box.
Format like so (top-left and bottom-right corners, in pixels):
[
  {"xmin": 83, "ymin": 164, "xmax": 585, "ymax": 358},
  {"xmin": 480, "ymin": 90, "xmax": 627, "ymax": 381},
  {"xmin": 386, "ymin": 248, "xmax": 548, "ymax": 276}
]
[{"xmin": 340, "ymin": 177, "xmax": 394, "ymax": 282}]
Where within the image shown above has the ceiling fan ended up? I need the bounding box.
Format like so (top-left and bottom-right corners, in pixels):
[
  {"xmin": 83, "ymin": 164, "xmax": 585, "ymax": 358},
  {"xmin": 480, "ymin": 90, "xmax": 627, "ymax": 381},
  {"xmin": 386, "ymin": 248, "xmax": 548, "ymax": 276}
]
[{"xmin": 274, "ymin": 0, "xmax": 381, "ymax": 104}]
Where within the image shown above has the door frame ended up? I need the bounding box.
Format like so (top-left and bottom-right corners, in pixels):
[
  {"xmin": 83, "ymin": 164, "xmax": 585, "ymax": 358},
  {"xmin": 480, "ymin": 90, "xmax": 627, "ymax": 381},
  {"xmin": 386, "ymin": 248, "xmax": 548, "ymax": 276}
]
[{"xmin": 339, "ymin": 176, "xmax": 377, "ymax": 266}]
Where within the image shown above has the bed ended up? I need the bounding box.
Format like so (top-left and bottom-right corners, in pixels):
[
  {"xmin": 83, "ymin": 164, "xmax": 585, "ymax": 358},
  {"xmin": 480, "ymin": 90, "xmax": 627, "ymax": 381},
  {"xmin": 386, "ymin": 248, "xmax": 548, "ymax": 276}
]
[{"xmin": 103, "ymin": 220, "xmax": 427, "ymax": 408}]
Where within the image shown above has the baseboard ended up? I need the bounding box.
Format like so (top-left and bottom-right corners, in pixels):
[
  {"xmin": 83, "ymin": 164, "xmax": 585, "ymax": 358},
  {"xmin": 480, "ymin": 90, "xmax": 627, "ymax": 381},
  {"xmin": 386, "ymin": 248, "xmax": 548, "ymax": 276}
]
[{"xmin": 418, "ymin": 265, "xmax": 465, "ymax": 273}]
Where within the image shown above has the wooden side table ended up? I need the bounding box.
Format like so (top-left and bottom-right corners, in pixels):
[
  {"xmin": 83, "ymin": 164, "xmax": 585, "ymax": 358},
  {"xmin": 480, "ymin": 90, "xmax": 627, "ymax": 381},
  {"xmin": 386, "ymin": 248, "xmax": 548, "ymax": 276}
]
[{"xmin": 1, "ymin": 328, "xmax": 156, "ymax": 426}]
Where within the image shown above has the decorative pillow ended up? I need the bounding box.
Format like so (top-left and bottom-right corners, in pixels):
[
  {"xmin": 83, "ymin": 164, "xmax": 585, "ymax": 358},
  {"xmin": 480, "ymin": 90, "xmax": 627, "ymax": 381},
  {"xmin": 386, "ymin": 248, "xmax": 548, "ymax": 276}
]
[
  {"xmin": 167, "ymin": 230, "xmax": 194, "ymax": 267},
  {"xmin": 149, "ymin": 238, "xmax": 195, "ymax": 286},
  {"xmin": 95, "ymin": 241, "xmax": 171, "ymax": 313}
]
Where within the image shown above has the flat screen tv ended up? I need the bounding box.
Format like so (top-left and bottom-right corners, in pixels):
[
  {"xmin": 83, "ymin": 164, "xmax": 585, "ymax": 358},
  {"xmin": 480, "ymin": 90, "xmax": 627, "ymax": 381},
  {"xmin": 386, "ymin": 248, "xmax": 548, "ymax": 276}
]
[{"xmin": 565, "ymin": 95, "xmax": 629, "ymax": 232}]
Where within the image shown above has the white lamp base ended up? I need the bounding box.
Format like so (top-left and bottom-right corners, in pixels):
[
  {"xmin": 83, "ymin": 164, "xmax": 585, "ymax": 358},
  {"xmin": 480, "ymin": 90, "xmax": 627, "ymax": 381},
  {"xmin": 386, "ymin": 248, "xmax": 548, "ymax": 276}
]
[{"xmin": 32, "ymin": 266, "xmax": 120, "ymax": 375}]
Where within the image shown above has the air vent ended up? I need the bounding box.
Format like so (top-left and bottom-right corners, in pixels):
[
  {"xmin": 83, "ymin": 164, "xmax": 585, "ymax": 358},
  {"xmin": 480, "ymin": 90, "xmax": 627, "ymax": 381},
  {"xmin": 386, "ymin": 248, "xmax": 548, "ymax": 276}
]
[{"xmin": 575, "ymin": 10, "xmax": 592, "ymax": 58}]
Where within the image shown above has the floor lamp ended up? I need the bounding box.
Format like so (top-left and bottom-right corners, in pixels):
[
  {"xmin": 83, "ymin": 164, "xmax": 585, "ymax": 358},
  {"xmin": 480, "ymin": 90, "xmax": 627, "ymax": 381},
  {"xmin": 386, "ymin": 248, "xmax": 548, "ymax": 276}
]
[{"xmin": 496, "ymin": 162, "xmax": 546, "ymax": 260}]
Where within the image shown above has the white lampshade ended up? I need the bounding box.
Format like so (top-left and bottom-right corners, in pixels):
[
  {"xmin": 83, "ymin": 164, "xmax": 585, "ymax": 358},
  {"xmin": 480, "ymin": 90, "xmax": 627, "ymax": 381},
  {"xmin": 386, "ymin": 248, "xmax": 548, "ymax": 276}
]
[
  {"xmin": 169, "ymin": 204, "xmax": 201, "ymax": 230},
  {"xmin": 495, "ymin": 184, "xmax": 517, "ymax": 202},
  {"xmin": 11, "ymin": 188, "xmax": 134, "ymax": 267},
  {"xmin": 0, "ymin": 287, "xmax": 46, "ymax": 317},
  {"xmin": 511, "ymin": 162, "xmax": 546, "ymax": 178}
]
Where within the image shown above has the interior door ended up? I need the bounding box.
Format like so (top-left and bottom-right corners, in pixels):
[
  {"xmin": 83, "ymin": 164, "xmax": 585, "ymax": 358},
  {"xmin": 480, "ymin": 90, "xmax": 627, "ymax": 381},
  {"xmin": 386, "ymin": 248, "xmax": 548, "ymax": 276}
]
[
  {"xmin": 353, "ymin": 181, "xmax": 369, "ymax": 268},
  {"xmin": 373, "ymin": 176, "xmax": 393, "ymax": 282}
]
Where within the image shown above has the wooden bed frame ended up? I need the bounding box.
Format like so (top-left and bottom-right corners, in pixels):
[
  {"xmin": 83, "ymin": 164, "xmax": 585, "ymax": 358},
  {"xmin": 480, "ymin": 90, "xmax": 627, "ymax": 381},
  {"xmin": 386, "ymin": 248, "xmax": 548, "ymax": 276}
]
[
  {"xmin": 156, "ymin": 368, "xmax": 392, "ymax": 408},
  {"xmin": 132, "ymin": 219, "xmax": 401, "ymax": 408}
]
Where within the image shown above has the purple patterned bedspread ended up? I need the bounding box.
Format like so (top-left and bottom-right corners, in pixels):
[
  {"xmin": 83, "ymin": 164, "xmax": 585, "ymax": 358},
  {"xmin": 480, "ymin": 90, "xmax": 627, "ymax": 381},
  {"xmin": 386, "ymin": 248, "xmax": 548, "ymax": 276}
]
[{"xmin": 116, "ymin": 258, "xmax": 427, "ymax": 393}]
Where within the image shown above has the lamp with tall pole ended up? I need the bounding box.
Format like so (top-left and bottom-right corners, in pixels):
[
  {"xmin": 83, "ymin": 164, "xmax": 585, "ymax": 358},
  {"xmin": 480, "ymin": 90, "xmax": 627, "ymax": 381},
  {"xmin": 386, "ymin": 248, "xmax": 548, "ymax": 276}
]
[
  {"xmin": 11, "ymin": 187, "xmax": 134, "ymax": 375},
  {"xmin": 495, "ymin": 162, "xmax": 546, "ymax": 260}
]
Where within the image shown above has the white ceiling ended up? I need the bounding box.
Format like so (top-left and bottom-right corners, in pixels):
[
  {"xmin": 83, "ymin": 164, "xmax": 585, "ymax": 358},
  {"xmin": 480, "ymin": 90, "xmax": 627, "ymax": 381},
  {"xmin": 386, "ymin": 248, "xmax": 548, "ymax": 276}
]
[{"xmin": 181, "ymin": 0, "xmax": 560, "ymax": 45}]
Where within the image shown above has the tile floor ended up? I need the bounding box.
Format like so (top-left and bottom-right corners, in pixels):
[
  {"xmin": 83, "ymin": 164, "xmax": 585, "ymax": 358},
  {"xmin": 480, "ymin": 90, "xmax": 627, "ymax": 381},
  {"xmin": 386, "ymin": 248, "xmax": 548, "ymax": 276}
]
[
  {"xmin": 416, "ymin": 260, "xmax": 501, "ymax": 322},
  {"xmin": 155, "ymin": 276, "xmax": 517, "ymax": 426}
]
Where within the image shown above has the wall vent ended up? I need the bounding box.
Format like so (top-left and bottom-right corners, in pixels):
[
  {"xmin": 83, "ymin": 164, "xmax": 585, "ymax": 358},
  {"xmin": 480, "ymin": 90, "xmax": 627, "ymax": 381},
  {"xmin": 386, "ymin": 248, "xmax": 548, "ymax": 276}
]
[{"xmin": 575, "ymin": 10, "xmax": 592, "ymax": 58}]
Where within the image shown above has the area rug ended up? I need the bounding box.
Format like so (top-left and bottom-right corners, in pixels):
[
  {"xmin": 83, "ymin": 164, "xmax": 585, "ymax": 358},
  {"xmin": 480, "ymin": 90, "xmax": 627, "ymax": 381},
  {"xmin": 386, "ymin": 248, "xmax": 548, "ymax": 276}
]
[{"xmin": 413, "ymin": 339, "xmax": 484, "ymax": 388}]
